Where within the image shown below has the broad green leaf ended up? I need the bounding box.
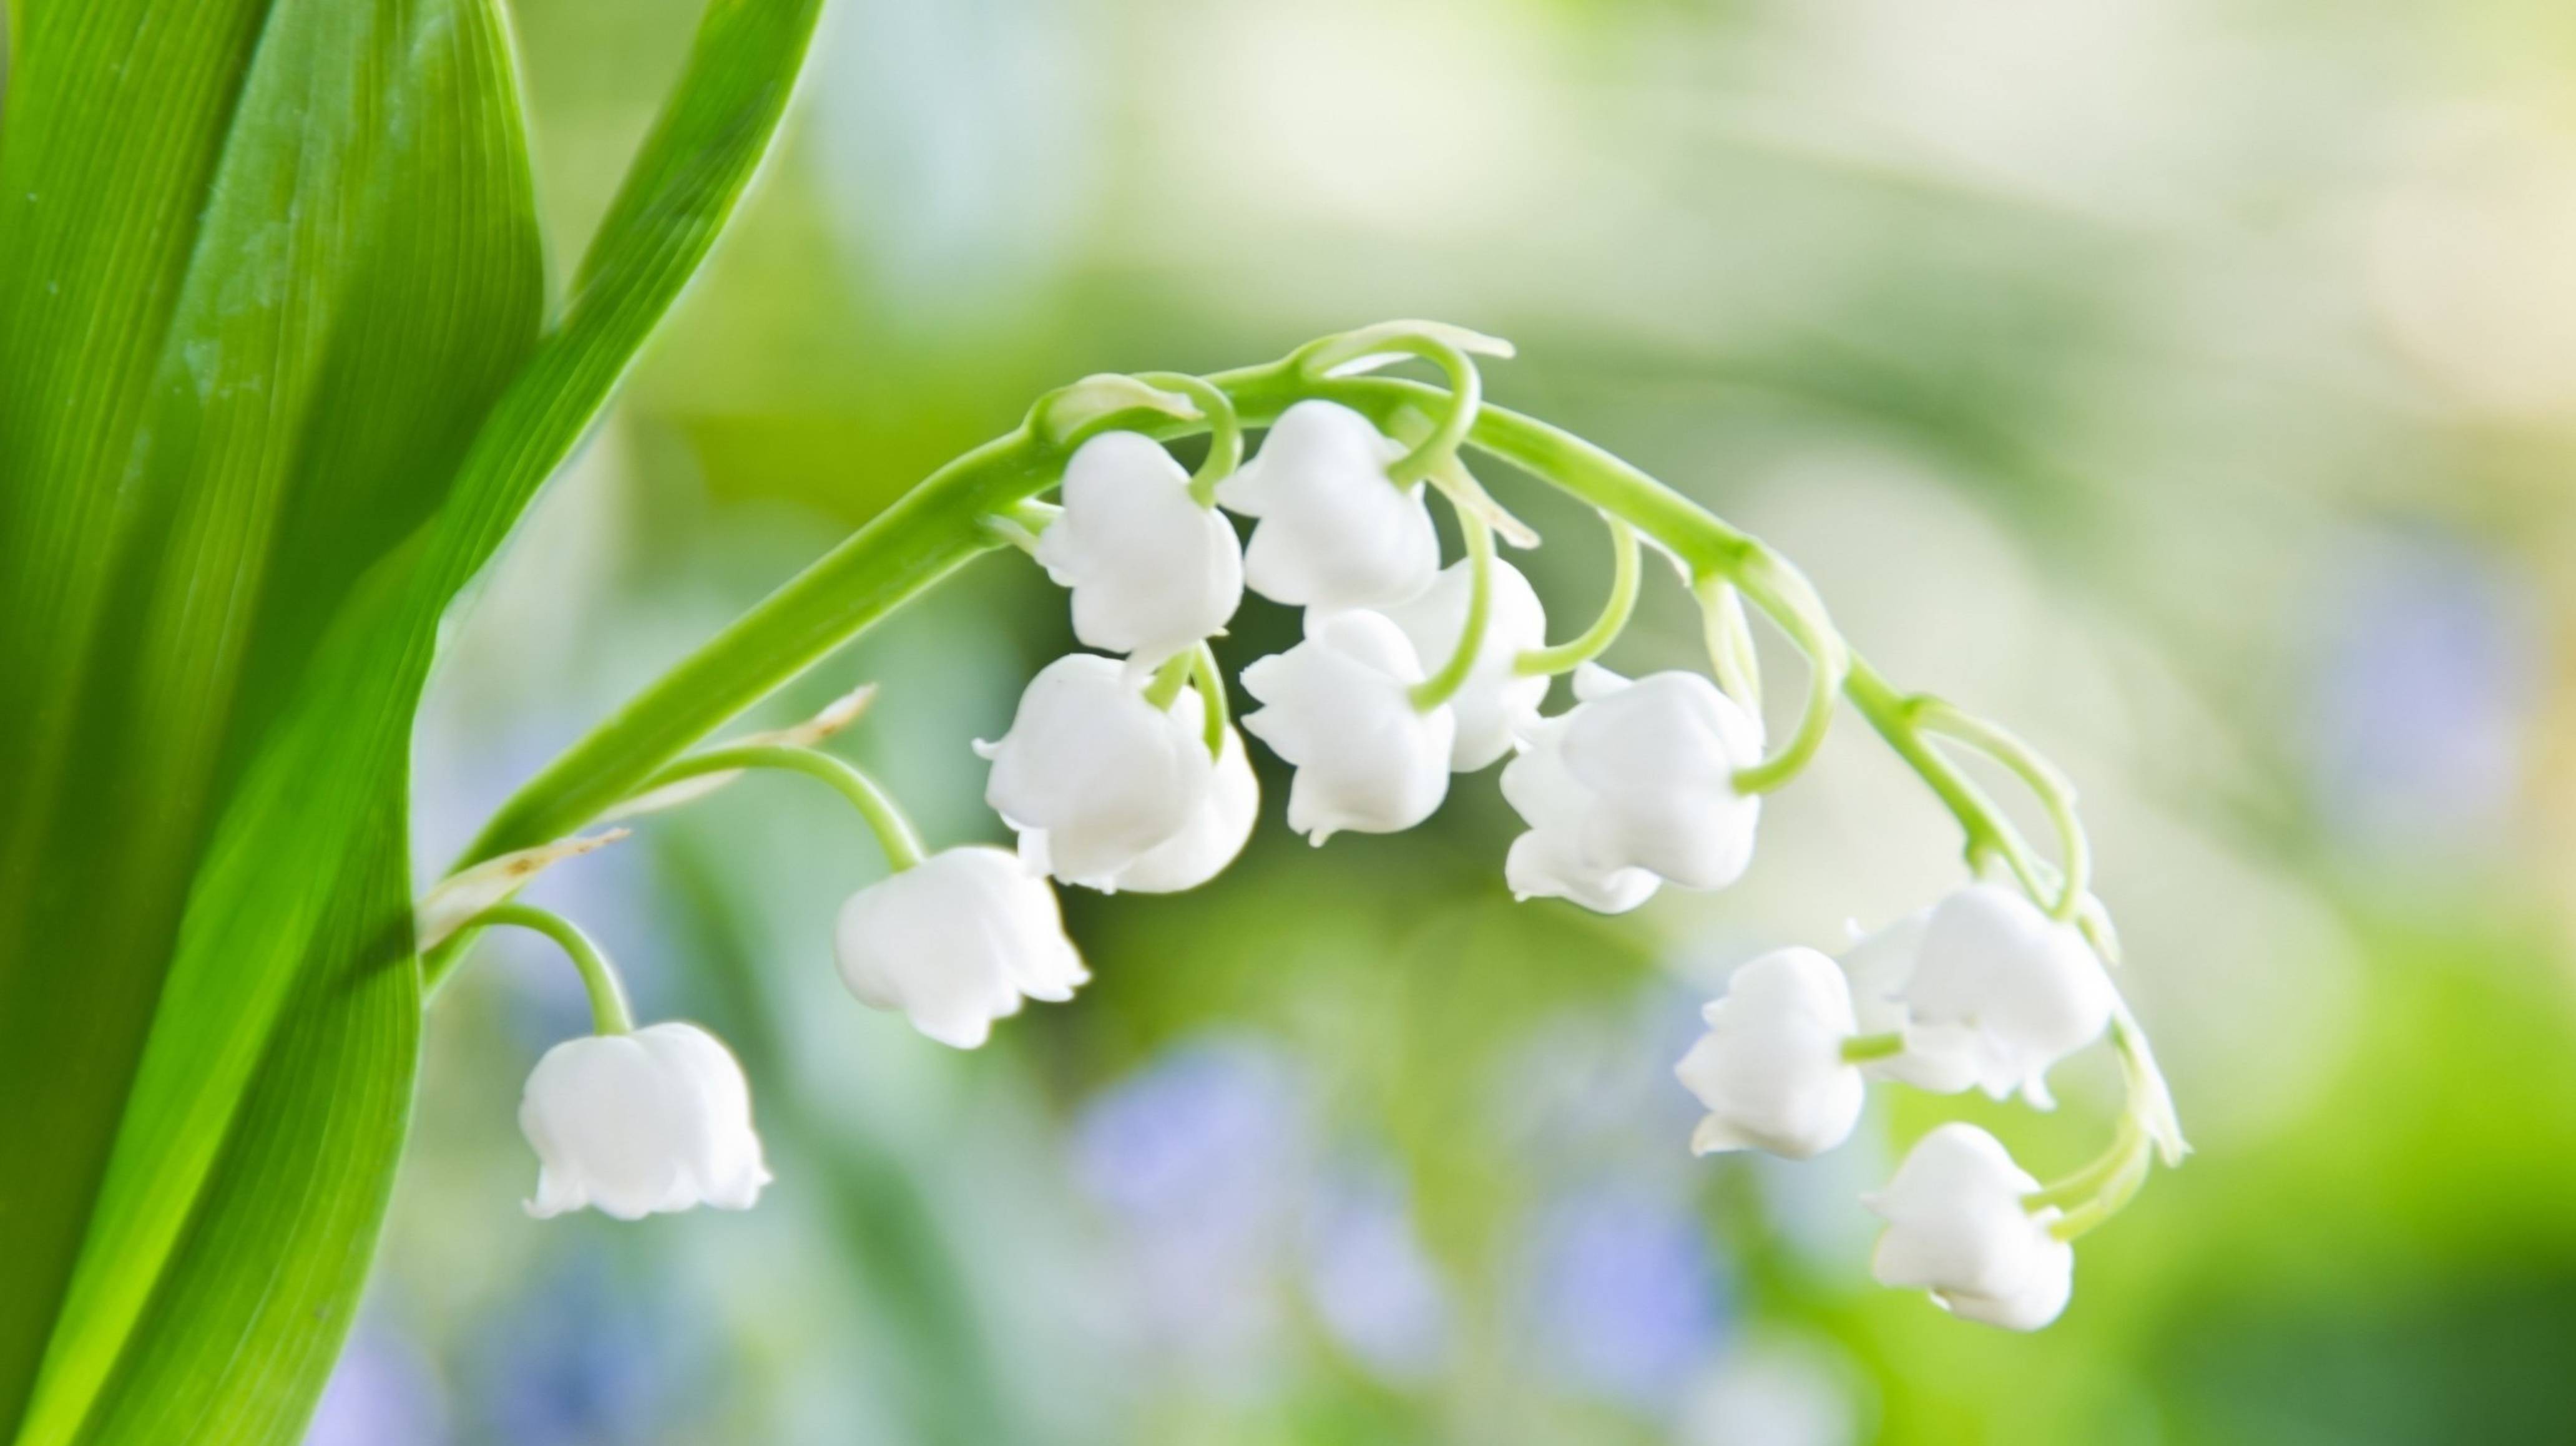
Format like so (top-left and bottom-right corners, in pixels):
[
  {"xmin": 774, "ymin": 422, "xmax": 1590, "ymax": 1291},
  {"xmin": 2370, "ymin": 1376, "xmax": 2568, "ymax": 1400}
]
[
  {"xmin": 1, "ymin": 0, "xmax": 828, "ymax": 1441},
  {"xmin": 0, "ymin": 0, "xmax": 542, "ymax": 1434}
]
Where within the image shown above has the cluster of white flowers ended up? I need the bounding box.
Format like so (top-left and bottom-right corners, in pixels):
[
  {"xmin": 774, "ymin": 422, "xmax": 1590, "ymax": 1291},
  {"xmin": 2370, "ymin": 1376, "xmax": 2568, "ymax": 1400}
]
[
  {"xmin": 1673, "ymin": 883, "xmax": 2129, "ymax": 1329},
  {"xmin": 443, "ymin": 324, "xmax": 2177, "ymax": 1336}
]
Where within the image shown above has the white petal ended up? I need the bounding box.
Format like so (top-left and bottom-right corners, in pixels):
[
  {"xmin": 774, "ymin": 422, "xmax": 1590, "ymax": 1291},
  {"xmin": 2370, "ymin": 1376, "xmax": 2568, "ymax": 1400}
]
[
  {"xmin": 1038, "ymin": 431, "xmax": 1243, "ymax": 667},
  {"xmin": 833, "ymin": 846, "xmax": 1087, "ymax": 1048},
  {"xmin": 1109, "ymin": 726, "xmax": 1260, "ymax": 892},
  {"xmin": 519, "ymin": 1023, "xmax": 769, "ymax": 1220},
  {"xmin": 1217, "ymin": 401, "xmax": 1437, "ymax": 610},
  {"xmin": 1674, "ymin": 948, "xmax": 1866, "ymax": 1159},
  {"xmin": 1899, "ymin": 884, "xmax": 2116, "ymax": 1107},
  {"xmin": 1240, "ymin": 610, "xmax": 1453, "ymax": 842},
  {"xmin": 982, "ymin": 654, "xmax": 1214, "ymax": 886}
]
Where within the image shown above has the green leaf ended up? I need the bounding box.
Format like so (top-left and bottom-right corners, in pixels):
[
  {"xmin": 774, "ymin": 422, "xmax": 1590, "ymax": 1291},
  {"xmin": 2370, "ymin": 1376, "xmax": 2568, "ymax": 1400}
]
[{"xmin": 0, "ymin": 0, "xmax": 828, "ymax": 1440}]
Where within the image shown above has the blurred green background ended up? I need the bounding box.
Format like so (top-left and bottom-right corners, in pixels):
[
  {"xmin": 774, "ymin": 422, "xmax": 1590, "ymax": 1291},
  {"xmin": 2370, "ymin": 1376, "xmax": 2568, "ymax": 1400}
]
[{"xmin": 335, "ymin": 0, "xmax": 2576, "ymax": 1441}]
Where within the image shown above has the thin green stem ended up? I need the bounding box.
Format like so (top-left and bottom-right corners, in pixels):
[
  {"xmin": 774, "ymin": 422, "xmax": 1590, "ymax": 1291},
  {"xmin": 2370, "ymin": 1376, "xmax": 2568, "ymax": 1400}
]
[
  {"xmin": 1696, "ymin": 577, "xmax": 1762, "ymax": 713},
  {"xmin": 1190, "ymin": 642, "xmax": 1230, "ymax": 758},
  {"xmin": 1296, "ymin": 328, "xmax": 1484, "ymax": 486},
  {"xmin": 1912, "ymin": 699, "xmax": 2093, "ymax": 921},
  {"xmin": 470, "ymin": 903, "xmax": 634, "ymax": 1035},
  {"xmin": 642, "ymin": 744, "xmax": 926, "ymax": 871},
  {"xmin": 1137, "ymin": 372, "xmax": 1243, "ymax": 507},
  {"xmin": 1409, "ymin": 502, "xmax": 1492, "ymax": 711},
  {"xmin": 1516, "ymin": 514, "xmax": 1640, "ymax": 677},
  {"xmin": 1726, "ymin": 551, "xmax": 1851, "ymax": 795},
  {"xmin": 1839, "ymin": 1032, "xmax": 1906, "ymax": 1063},
  {"xmin": 985, "ymin": 499, "xmax": 1059, "ymax": 556},
  {"xmin": 1142, "ymin": 651, "xmax": 1195, "ymax": 712}
]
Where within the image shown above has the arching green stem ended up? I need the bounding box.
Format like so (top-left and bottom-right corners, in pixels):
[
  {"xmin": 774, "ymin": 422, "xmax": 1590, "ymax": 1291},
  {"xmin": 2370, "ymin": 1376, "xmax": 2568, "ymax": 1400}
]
[
  {"xmin": 1295, "ymin": 325, "xmax": 1494, "ymax": 486},
  {"xmin": 640, "ymin": 743, "xmax": 926, "ymax": 871},
  {"xmin": 1696, "ymin": 577, "xmax": 1762, "ymax": 713},
  {"xmin": 469, "ymin": 903, "xmax": 634, "ymax": 1035},
  {"xmin": 1190, "ymin": 642, "xmax": 1230, "ymax": 758},
  {"xmin": 1137, "ymin": 372, "xmax": 1243, "ymax": 507},
  {"xmin": 1516, "ymin": 514, "xmax": 1640, "ymax": 678},
  {"xmin": 1725, "ymin": 550, "xmax": 1851, "ymax": 795},
  {"xmin": 1409, "ymin": 501, "xmax": 1493, "ymax": 712},
  {"xmin": 1911, "ymin": 699, "xmax": 2092, "ymax": 921}
]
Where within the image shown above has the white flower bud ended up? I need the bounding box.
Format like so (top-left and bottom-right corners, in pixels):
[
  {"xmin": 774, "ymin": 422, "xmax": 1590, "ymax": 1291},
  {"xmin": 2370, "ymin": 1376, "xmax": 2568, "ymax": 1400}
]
[
  {"xmin": 1899, "ymin": 884, "xmax": 2117, "ymax": 1108},
  {"xmin": 1215, "ymin": 400, "xmax": 1437, "ymax": 610},
  {"xmin": 1500, "ymin": 665, "xmax": 1764, "ymax": 914},
  {"xmin": 1102, "ymin": 723, "xmax": 1258, "ymax": 893},
  {"xmin": 1035, "ymin": 431, "xmax": 1243, "ymax": 669},
  {"xmin": 1379, "ymin": 555, "xmax": 1550, "ymax": 771},
  {"xmin": 977, "ymin": 653, "xmax": 1215, "ymax": 888},
  {"xmin": 520, "ymin": 1022, "xmax": 771, "ymax": 1221},
  {"xmin": 1240, "ymin": 610, "xmax": 1454, "ymax": 844},
  {"xmin": 1866, "ymin": 1123, "xmax": 2073, "ymax": 1331},
  {"xmin": 834, "ymin": 846, "xmax": 1089, "ymax": 1048},
  {"xmin": 1674, "ymin": 947, "xmax": 1865, "ymax": 1160}
]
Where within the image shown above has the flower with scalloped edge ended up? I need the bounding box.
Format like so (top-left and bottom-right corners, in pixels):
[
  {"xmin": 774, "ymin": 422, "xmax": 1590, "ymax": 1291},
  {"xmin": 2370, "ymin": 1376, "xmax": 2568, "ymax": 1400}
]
[
  {"xmin": 520, "ymin": 1022, "xmax": 771, "ymax": 1220},
  {"xmin": 1381, "ymin": 554, "xmax": 1550, "ymax": 772},
  {"xmin": 1036, "ymin": 430, "xmax": 1243, "ymax": 672},
  {"xmin": 833, "ymin": 846, "xmax": 1089, "ymax": 1048},
  {"xmin": 1898, "ymin": 883, "xmax": 2117, "ymax": 1108},
  {"xmin": 1674, "ymin": 947, "xmax": 1866, "ymax": 1159},
  {"xmin": 1501, "ymin": 665, "xmax": 1764, "ymax": 914},
  {"xmin": 977, "ymin": 653, "xmax": 1214, "ymax": 889},
  {"xmin": 1866, "ymin": 1123, "xmax": 2073, "ymax": 1331},
  {"xmin": 1216, "ymin": 400, "xmax": 1437, "ymax": 611},
  {"xmin": 1240, "ymin": 610, "xmax": 1454, "ymax": 844}
]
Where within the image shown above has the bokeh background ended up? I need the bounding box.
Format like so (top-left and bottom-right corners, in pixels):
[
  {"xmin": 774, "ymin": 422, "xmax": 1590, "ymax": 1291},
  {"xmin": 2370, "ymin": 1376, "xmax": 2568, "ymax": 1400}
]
[{"xmin": 333, "ymin": 0, "xmax": 2576, "ymax": 1440}]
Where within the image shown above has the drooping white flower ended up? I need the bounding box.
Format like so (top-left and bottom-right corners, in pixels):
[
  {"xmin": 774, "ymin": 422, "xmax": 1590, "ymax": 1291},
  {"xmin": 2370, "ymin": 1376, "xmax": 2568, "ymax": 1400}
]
[
  {"xmin": 1836, "ymin": 911, "xmax": 1982, "ymax": 1095},
  {"xmin": 1674, "ymin": 947, "xmax": 1866, "ymax": 1160},
  {"xmin": 1215, "ymin": 400, "xmax": 1437, "ymax": 610},
  {"xmin": 977, "ymin": 653, "xmax": 1214, "ymax": 888},
  {"xmin": 1036, "ymin": 430, "xmax": 1243, "ymax": 670},
  {"xmin": 1380, "ymin": 554, "xmax": 1549, "ymax": 771},
  {"xmin": 521, "ymin": 1022, "xmax": 771, "ymax": 1220},
  {"xmin": 1103, "ymin": 723, "xmax": 1258, "ymax": 893},
  {"xmin": 1501, "ymin": 665, "xmax": 1764, "ymax": 914},
  {"xmin": 1866, "ymin": 1123, "xmax": 2074, "ymax": 1331},
  {"xmin": 1899, "ymin": 883, "xmax": 2117, "ymax": 1108},
  {"xmin": 1240, "ymin": 610, "xmax": 1454, "ymax": 843},
  {"xmin": 834, "ymin": 846, "xmax": 1089, "ymax": 1048}
]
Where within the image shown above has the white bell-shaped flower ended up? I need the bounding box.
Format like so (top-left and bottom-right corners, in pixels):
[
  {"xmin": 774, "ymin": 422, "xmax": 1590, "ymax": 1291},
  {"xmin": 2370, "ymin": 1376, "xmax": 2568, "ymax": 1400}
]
[
  {"xmin": 1866, "ymin": 1123, "xmax": 2074, "ymax": 1331},
  {"xmin": 1501, "ymin": 665, "xmax": 1764, "ymax": 914},
  {"xmin": 834, "ymin": 846, "xmax": 1089, "ymax": 1048},
  {"xmin": 1836, "ymin": 911, "xmax": 1983, "ymax": 1095},
  {"xmin": 520, "ymin": 1022, "xmax": 772, "ymax": 1221},
  {"xmin": 1674, "ymin": 947, "xmax": 1866, "ymax": 1160},
  {"xmin": 1215, "ymin": 400, "xmax": 1437, "ymax": 610},
  {"xmin": 1240, "ymin": 610, "xmax": 1454, "ymax": 843},
  {"xmin": 1380, "ymin": 554, "xmax": 1550, "ymax": 771},
  {"xmin": 1899, "ymin": 884, "xmax": 2117, "ymax": 1108},
  {"xmin": 1102, "ymin": 723, "xmax": 1258, "ymax": 893},
  {"xmin": 977, "ymin": 653, "xmax": 1214, "ymax": 888},
  {"xmin": 1036, "ymin": 431, "xmax": 1243, "ymax": 670}
]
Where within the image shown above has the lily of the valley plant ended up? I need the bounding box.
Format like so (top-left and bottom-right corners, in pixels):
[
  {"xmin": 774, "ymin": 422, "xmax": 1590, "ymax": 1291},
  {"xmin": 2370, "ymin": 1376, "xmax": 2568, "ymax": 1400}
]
[{"xmin": 419, "ymin": 319, "xmax": 2187, "ymax": 1333}]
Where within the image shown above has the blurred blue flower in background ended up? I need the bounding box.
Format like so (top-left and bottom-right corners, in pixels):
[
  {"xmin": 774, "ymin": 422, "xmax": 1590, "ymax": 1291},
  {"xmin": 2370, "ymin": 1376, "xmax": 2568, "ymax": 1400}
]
[
  {"xmin": 1300, "ymin": 1155, "xmax": 1454, "ymax": 1383},
  {"xmin": 2308, "ymin": 532, "xmax": 2542, "ymax": 862},
  {"xmin": 1070, "ymin": 1035, "xmax": 1317, "ymax": 1380},
  {"xmin": 471, "ymin": 1254, "xmax": 711, "ymax": 1446},
  {"xmin": 1522, "ymin": 1185, "xmax": 1732, "ymax": 1414},
  {"xmin": 305, "ymin": 1321, "xmax": 447, "ymax": 1446}
]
